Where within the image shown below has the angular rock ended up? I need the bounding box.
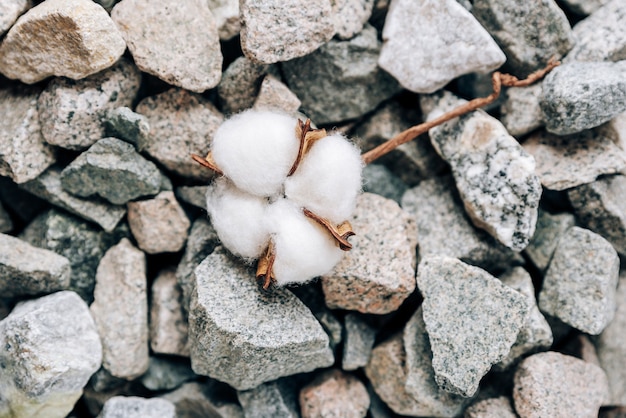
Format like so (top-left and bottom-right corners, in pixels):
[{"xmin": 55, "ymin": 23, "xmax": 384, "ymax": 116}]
[
  {"xmin": 150, "ymin": 269, "xmax": 189, "ymax": 356},
  {"xmin": 103, "ymin": 106, "xmax": 150, "ymax": 146},
  {"xmin": 513, "ymin": 352, "xmax": 609, "ymax": 418},
  {"xmin": 290, "ymin": 284, "xmax": 344, "ymax": 350},
  {"xmin": 524, "ymin": 209, "xmax": 575, "ymax": 271},
  {"xmin": 539, "ymin": 226, "xmax": 619, "ymax": 335},
  {"xmin": 208, "ymin": 0, "xmax": 240, "ymax": 40},
  {"xmin": 0, "ymin": 232, "xmax": 70, "ymax": 298},
  {"xmin": 240, "ymin": 0, "xmax": 335, "ymax": 64},
  {"xmin": 98, "ymin": 396, "xmax": 175, "ymax": 418},
  {"xmin": 423, "ymin": 91, "xmax": 542, "ymax": 251},
  {"xmin": 500, "ymin": 84, "xmax": 544, "ymax": 137},
  {"xmin": 127, "ymin": 191, "xmax": 190, "ymax": 254},
  {"xmin": 283, "ymin": 24, "xmax": 399, "ymax": 124},
  {"xmin": 540, "ymin": 61, "xmax": 626, "ymax": 135},
  {"xmin": 238, "ymin": 378, "xmax": 300, "ymax": 418},
  {"xmin": 136, "ymin": 88, "xmax": 224, "ymax": 181},
  {"xmin": 0, "ymin": 0, "xmax": 30, "ymax": 36},
  {"xmin": 140, "ymin": 357, "xmax": 195, "ymax": 391},
  {"xmin": 217, "ymin": 56, "xmax": 270, "ymax": 114},
  {"xmin": 0, "ymin": 85, "xmax": 55, "ymax": 183},
  {"xmin": 465, "ymin": 396, "xmax": 517, "ymax": 418},
  {"xmin": 361, "ymin": 164, "xmax": 407, "ymax": 205},
  {"xmin": 20, "ymin": 167, "xmax": 126, "ymax": 232},
  {"xmin": 0, "ymin": 291, "xmax": 102, "ymax": 418},
  {"xmin": 175, "ymin": 185, "xmax": 208, "ymax": 210},
  {"xmin": 162, "ymin": 381, "xmax": 244, "ymax": 418},
  {"xmin": 378, "ymin": 0, "xmax": 505, "ymax": 93},
  {"xmin": 322, "ymin": 193, "xmax": 417, "ymax": 315},
  {"xmin": 252, "ymin": 74, "xmax": 301, "ymax": 115},
  {"xmin": 188, "ymin": 248, "xmax": 334, "ymax": 390},
  {"xmin": 342, "ymin": 313, "xmax": 377, "ymax": 371},
  {"xmin": 333, "ymin": 0, "xmax": 374, "ymax": 40},
  {"xmin": 0, "ymin": 202, "xmax": 12, "ymax": 233},
  {"xmin": 471, "ymin": 0, "xmax": 573, "ymax": 77},
  {"xmin": 299, "ymin": 369, "xmax": 369, "ymax": 418},
  {"xmin": 560, "ymin": 0, "xmax": 611, "ymax": 15},
  {"xmin": 111, "ymin": 0, "xmax": 222, "ymax": 93},
  {"xmin": 90, "ymin": 238, "xmax": 149, "ymax": 380},
  {"xmin": 523, "ymin": 128, "xmax": 626, "ymax": 190},
  {"xmin": 417, "ymin": 256, "xmax": 529, "ymax": 397},
  {"xmin": 0, "ymin": 0, "xmax": 126, "ymax": 83}
]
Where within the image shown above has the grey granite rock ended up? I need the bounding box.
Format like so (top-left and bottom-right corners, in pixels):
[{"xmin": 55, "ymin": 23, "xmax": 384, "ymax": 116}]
[
  {"xmin": 127, "ymin": 191, "xmax": 190, "ymax": 254},
  {"xmin": 162, "ymin": 381, "xmax": 244, "ymax": 418},
  {"xmin": 361, "ymin": 164, "xmax": 407, "ymax": 205},
  {"xmin": 240, "ymin": 0, "xmax": 335, "ymax": 64},
  {"xmin": 378, "ymin": 0, "xmax": 505, "ymax": 93},
  {"xmin": 600, "ymin": 111, "xmax": 626, "ymax": 153},
  {"xmin": 0, "ymin": 232, "xmax": 70, "ymax": 298},
  {"xmin": 0, "ymin": 202, "xmax": 12, "ymax": 233},
  {"xmin": 38, "ymin": 57, "xmax": 141, "ymax": 150},
  {"xmin": 282, "ymin": 24, "xmax": 400, "ymax": 124},
  {"xmin": 471, "ymin": 0, "xmax": 573, "ymax": 77},
  {"xmin": 322, "ymin": 193, "xmax": 417, "ymax": 315},
  {"xmin": 136, "ymin": 88, "xmax": 224, "ymax": 181},
  {"xmin": 513, "ymin": 352, "xmax": 609, "ymax": 418},
  {"xmin": 208, "ymin": 0, "xmax": 240, "ymax": 40},
  {"xmin": 290, "ymin": 285, "xmax": 344, "ymax": 350},
  {"xmin": 140, "ymin": 357, "xmax": 195, "ymax": 391},
  {"xmin": 175, "ymin": 185, "xmax": 208, "ymax": 210},
  {"xmin": 465, "ymin": 396, "xmax": 517, "ymax": 418},
  {"xmin": 189, "ymin": 248, "xmax": 334, "ymax": 390},
  {"xmin": 21, "ymin": 167, "xmax": 126, "ymax": 232},
  {"xmin": 523, "ymin": 128, "xmax": 626, "ymax": 190},
  {"xmin": 252, "ymin": 74, "xmax": 301, "ymax": 116},
  {"xmin": 560, "ymin": 0, "xmax": 611, "ymax": 15},
  {"xmin": 500, "ymin": 84, "xmax": 544, "ymax": 137},
  {"xmin": 217, "ymin": 56, "xmax": 270, "ymax": 114},
  {"xmin": 103, "ymin": 107, "xmax": 150, "ymax": 146},
  {"xmin": 0, "ymin": 0, "xmax": 126, "ymax": 83},
  {"xmin": 0, "ymin": 85, "xmax": 55, "ymax": 183},
  {"xmin": 90, "ymin": 238, "xmax": 149, "ymax": 380},
  {"xmin": 150, "ymin": 269, "xmax": 189, "ymax": 356},
  {"xmin": 238, "ymin": 378, "xmax": 300, "ymax": 418},
  {"xmin": 423, "ymin": 91, "xmax": 541, "ymax": 251},
  {"xmin": 333, "ymin": 0, "xmax": 374, "ymax": 40},
  {"xmin": 342, "ymin": 313, "xmax": 377, "ymax": 370},
  {"xmin": 401, "ymin": 176, "xmax": 519, "ymax": 271},
  {"xmin": 111, "ymin": 0, "xmax": 222, "ymax": 93},
  {"xmin": 540, "ymin": 61, "xmax": 626, "ymax": 135},
  {"xmin": 0, "ymin": 291, "xmax": 101, "ymax": 418},
  {"xmin": 417, "ymin": 256, "xmax": 529, "ymax": 397},
  {"xmin": 524, "ymin": 210, "xmax": 575, "ymax": 271},
  {"xmin": 539, "ymin": 226, "xmax": 619, "ymax": 335},
  {"xmin": 98, "ymin": 396, "xmax": 175, "ymax": 418},
  {"xmin": 0, "ymin": 0, "xmax": 30, "ymax": 36},
  {"xmin": 299, "ymin": 369, "xmax": 370, "ymax": 418}
]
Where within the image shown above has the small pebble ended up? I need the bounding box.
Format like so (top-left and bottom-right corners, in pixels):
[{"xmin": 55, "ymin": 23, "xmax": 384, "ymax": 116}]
[
  {"xmin": 103, "ymin": 106, "xmax": 150, "ymax": 146},
  {"xmin": 150, "ymin": 269, "xmax": 189, "ymax": 356},
  {"xmin": 299, "ymin": 369, "xmax": 370, "ymax": 418},
  {"xmin": 217, "ymin": 56, "xmax": 270, "ymax": 114},
  {"xmin": 175, "ymin": 185, "xmax": 208, "ymax": 210},
  {"xmin": 333, "ymin": 0, "xmax": 374, "ymax": 40},
  {"xmin": 98, "ymin": 396, "xmax": 175, "ymax": 418},
  {"xmin": 500, "ymin": 84, "xmax": 544, "ymax": 137},
  {"xmin": 252, "ymin": 74, "xmax": 301, "ymax": 115},
  {"xmin": 238, "ymin": 378, "xmax": 300, "ymax": 418},
  {"xmin": 523, "ymin": 209, "xmax": 575, "ymax": 271},
  {"xmin": 342, "ymin": 313, "xmax": 377, "ymax": 370}
]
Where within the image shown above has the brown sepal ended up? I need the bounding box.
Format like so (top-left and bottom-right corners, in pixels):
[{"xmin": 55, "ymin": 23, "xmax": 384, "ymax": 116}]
[
  {"xmin": 191, "ymin": 151, "xmax": 224, "ymax": 176},
  {"xmin": 303, "ymin": 208, "xmax": 355, "ymax": 251},
  {"xmin": 256, "ymin": 241, "xmax": 276, "ymax": 290},
  {"xmin": 288, "ymin": 119, "xmax": 327, "ymax": 176}
]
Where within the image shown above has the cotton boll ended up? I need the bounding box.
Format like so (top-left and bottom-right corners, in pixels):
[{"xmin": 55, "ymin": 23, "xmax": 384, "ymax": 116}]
[
  {"xmin": 211, "ymin": 109, "xmax": 300, "ymax": 197},
  {"xmin": 206, "ymin": 178, "xmax": 271, "ymax": 259},
  {"xmin": 284, "ymin": 134, "xmax": 363, "ymax": 224},
  {"xmin": 267, "ymin": 199, "xmax": 344, "ymax": 286}
]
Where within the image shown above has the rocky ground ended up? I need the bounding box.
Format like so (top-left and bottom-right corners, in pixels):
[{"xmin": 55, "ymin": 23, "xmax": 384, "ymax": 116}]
[{"xmin": 1, "ymin": 0, "xmax": 626, "ymax": 417}]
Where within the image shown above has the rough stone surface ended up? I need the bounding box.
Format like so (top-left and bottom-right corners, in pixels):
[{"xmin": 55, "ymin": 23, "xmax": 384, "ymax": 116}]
[
  {"xmin": 252, "ymin": 74, "xmax": 301, "ymax": 116},
  {"xmin": 150, "ymin": 269, "xmax": 189, "ymax": 356},
  {"xmin": 98, "ymin": 396, "xmax": 175, "ymax": 418},
  {"xmin": 423, "ymin": 91, "xmax": 541, "ymax": 251},
  {"xmin": 290, "ymin": 285, "xmax": 344, "ymax": 350},
  {"xmin": 539, "ymin": 226, "xmax": 619, "ymax": 335},
  {"xmin": 333, "ymin": 0, "xmax": 374, "ymax": 40},
  {"xmin": 523, "ymin": 128, "xmax": 626, "ymax": 191},
  {"xmin": 238, "ymin": 378, "xmax": 300, "ymax": 418},
  {"xmin": 500, "ymin": 84, "xmax": 544, "ymax": 137},
  {"xmin": 513, "ymin": 352, "xmax": 610, "ymax": 418},
  {"xmin": 21, "ymin": 167, "xmax": 126, "ymax": 232},
  {"xmin": 139, "ymin": 357, "xmax": 195, "ymax": 391},
  {"xmin": 283, "ymin": 24, "xmax": 400, "ymax": 124},
  {"xmin": 0, "ymin": 232, "xmax": 70, "ymax": 298},
  {"xmin": 136, "ymin": 88, "xmax": 224, "ymax": 181},
  {"xmin": 342, "ymin": 313, "xmax": 377, "ymax": 371},
  {"xmin": 361, "ymin": 164, "xmax": 407, "ymax": 204},
  {"xmin": 402, "ymin": 176, "xmax": 520, "ymax": 271},
  {"xmin": 163, "ymin": 381, "xmax": 244, "ymax": 418},
  {"xmin": 0, "ymin": 0, "xmax": 31, "ymax": 36},
  {"xmin": 540, "ymin": 61, "xmax": 626, "ymax": 135},
  {"xmin": 417, "ymin": 256, "xmax": 529, "ymax": 397},
  {"xmin": 111, "ymin": 0, "xmax": 222, "ymax": 93},
  {"xmin": 0, "ymin": 85, "xmax": 55, "ymax": 183},
  {"xmin": 0, "ymin": 291, "xmax": 102, "ymax": 418},
  {"xmin": 322, "ymin": 193, "xmax": 417, "ymax": 315},
  {"xmin": 103, "ymin": 107, "xmax": 150, "ymax": 147},
  {"xmin": 378, "ymin": 0, "xmax": 506, "ymax": 93},
  {"xmin": 175, "ymin": 185, "xmax": 208, "ymax": 210},
  {"xmin": 524, "ymin": 210, "xmax": 575, "ymax": 271},
  {"xmin": 0, "ymin": 202, "xmax": 12, "ymax": 233},
  {"xmin": 0, "ymin": 0, "xmax": 126, "ymax": 83},
  {"xmin": 561, "ymin": 0, "xmax": 611, "ymax": 15},
  {"xmin": 217, "ymin": 56, "xmax": 270, "ymax": 114},
  {"xmin": 471, "ymin": 0, "xmax": 573, "ymax": 77},
  {"xmin": 90, "ymin": 238, "xmax": 149, "ymax": 380},
  {"xmin": 208, "ymin": 0, "xmax": 240, "ymax": 40},
  {"xmin": 299, "ymin": 369, "xmax": 369, "ymax": 418},
  {"xmin": 465, "ymin": 397, "xmax": 517, "ymax": 418},
  {"xmin": 188, "ymin": 248, "xmax": 334, "ymax": 390},
  {"xmin": 127, "ymin": 191, "xmax": 190, "ymax": 254},
  {"xmin": 240, "ymin": 0, "xmax": 335, "ymax": 64}
]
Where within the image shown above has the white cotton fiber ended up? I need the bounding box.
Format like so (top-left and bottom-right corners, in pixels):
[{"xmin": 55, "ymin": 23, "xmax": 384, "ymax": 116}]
[
  {"xmin": 266, "ymin": 199, "xmax": 344, "ymax": 286},
  {"xmin": 206, "ymin": 178, "xmax": 271, "ymax": 260},
  {"xmin": 211, "ymin": 109, "xmax": 300, "ymax": 197},
  {"xmin": 284, "ymin": 134, "xmax": 363, "ymax": 224}
]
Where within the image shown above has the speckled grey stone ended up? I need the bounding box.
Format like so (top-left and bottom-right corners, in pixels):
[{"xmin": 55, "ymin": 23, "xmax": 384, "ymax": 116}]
[
  {"xmin": 0, "ymin": 232, "xmax": 70, "ymax": 298},
  {"xmin": 0, "ymin": 0, "xmax": 31, "ymax": 36},
  {"xmin": 238, "ymin": 378, "xmax": 300, "ymax": 418},
  {"xmin": 513, "ymin": 352, "xmax": 610, "ymax": 418},
  {"xmin": 333, "ymin": 0, "xmax": 374, "ymax": 40},
  {"xmin": 252, "ymin": 74, "xmax": 301, "ymax": 115},
  {"xmin": 0, "ymin": 291, "xmax": 102, "ymax": 418},
  {"xmin": 175, "ymin": 185, "xmax": 208, "ymax": 210},
  {"xmin": 299, "ymin": 369, "xmax": 370, "ymax": 418},
  {"xmin": 540, "ymin": 61, "xmax": 626, "ymax": 135},
  {"xmin": 136, "ymin": 88, "xmax": 224, "ymax": 181},
  {"xmin": 188, "ymin": 248, "xmax": 334, "ymax": 390},
  {"xmin": 90, "ymin": 238, "xmax": 149, "ymax": 380},
  {"xmin": 111, "ymin": 0, "xmax": 222, "ymax": 93},
  {"xmin": 560, "ymin": 0, "xmax": 611, "ymax": 15},
  {"xmin": 208, "ymin": 0, "xmax": 240, "ymax": 40},
  {"xmin": 98, "ymin": 396, "xmax": 175, "ymax": 418},
  {"xmin": 37, "ymin": 58, "xmax": 141, "ymax": 150},
  {"xmin": 342, "ymin": 313, "xmax": 377, "ymax": 370},
  {"xmin": 401, "ymin": 176, "xmax": 519, "ymax": 271},
  {"xmin": 283, "ymin": 24, "xmax": 399, "ymax": 124},
  {"xmin": 321, "ymin": 193, "xmax": 417, "ymax": 315},
  {"xmin": 20, "ymin": 167, "xmax": 126, "ymax": 232},
  {"xmin": 422, "ymin": 91, "xmax": 541, "ymax": 251},
  {"xmin": 465, "ymin": 396, "xmax": 517, "ymax": 418},
  {"xmin": 217, "ymin": 56, "xmax": 270, "ymax": 114},
  {"xmin": 417, "ymin": 256, "xmax": 529, "ymax": 397},
  {"xmin": 471, "ymin": 0, "xmax": 573, "ymax": 77},
  {"xmin": 362, "ymin": 164, "xmax": 408, "ymax": 204},
  {"xmin": 500, "ymin": 84, "xmax": 544, "ymax": 137},
  {"xmin": 0, "ymin": 85, "xmax": 55, "ymax": 184},
  {"xmin": 378, "ymin": 0, "xmax": 505, "ymax": 93},
  {"xmin": 290, "ymin": 285, "xmax": 343, "ymax": 350},
  {"xmin": 103, "ymin": 107, "xmax": 150, "ymax": 146},
  {"xmin": 162, "ymin": 381, "xmax": 244, "ymax": 418},
  {"xmin": 240, "ymin": 0, "xmax": 335, "ymax": 64},
  {"xmin": 524, "ymin": 210, "xmax": 575, "ymax": 271},
  {"xmin": 523, "ymin": 128, "xmax": 626, "ymax": 190},
  {"xmin": 150, "ymin": 269, "xmax": 189, "ymax": 356},
  {"xmin": 539, "ymin": 226, "xmax": 619, "ymax": 335},
  {"xmin": 0, "ymin": 0, "xmax": 126, "ymax": 84},
  {"xmin": 140, "ymin": 357, "xmax": 195, "ymax": 391},
  {"xmin": 0, "ymin": 202, "xmax": 12, "ymax": 233}
]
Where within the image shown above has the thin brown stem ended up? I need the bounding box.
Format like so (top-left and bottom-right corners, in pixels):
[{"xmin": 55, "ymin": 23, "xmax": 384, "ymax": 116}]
[
  {"xmin": 288, "ymin": 119, "xmax": 327, "ymax": 176},
  {"xmin": 191, "ymin": 152, "xmax": 224, "ymax": 176},
  {"xmin": 256, "ymin": 240, "xmax": 276, "ymax": 289}
]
